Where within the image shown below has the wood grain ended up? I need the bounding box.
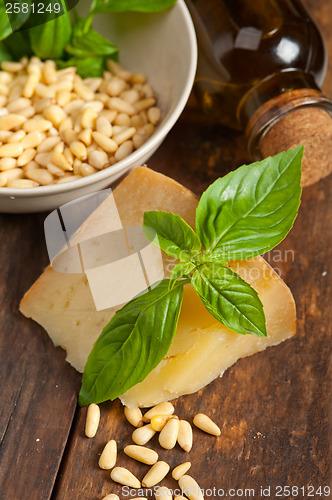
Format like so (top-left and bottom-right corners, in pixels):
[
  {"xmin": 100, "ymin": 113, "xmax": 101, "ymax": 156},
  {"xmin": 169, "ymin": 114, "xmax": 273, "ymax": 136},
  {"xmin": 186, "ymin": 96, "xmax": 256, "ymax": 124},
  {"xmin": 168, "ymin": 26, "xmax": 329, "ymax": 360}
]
[{"xmin": 0, "ymin": 0, "xmax": 331, "ymax": 499}]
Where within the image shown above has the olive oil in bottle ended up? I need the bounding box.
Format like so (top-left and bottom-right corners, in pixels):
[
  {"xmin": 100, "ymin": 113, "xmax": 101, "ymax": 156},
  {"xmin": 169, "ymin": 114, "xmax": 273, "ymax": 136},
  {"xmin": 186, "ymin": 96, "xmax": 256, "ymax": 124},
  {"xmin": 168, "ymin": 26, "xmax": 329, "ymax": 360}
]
[{"xmin": 187, "ymin": 0, "xmax": 332, "ymax": 186}]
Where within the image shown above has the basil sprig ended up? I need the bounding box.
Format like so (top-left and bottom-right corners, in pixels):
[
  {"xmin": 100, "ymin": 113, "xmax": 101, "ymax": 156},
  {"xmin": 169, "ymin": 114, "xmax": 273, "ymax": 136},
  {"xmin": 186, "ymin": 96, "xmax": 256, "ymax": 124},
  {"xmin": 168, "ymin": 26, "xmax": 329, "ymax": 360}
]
[
  {"xmin": 79, "ymin": 146, "xmax": 302, "ymax": 405},
  {"xmin": 0, "ymin": 0, "xmax": 177, "ymax": 77}
]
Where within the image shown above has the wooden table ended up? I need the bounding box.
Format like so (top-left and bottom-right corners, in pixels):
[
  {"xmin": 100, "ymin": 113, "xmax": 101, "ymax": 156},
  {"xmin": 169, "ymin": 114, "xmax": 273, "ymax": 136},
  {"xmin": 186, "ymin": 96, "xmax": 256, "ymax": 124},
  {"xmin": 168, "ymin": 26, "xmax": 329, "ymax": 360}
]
[{"xmin": 1, "ymin": 1, "xmax": 331, "ymax": 498}]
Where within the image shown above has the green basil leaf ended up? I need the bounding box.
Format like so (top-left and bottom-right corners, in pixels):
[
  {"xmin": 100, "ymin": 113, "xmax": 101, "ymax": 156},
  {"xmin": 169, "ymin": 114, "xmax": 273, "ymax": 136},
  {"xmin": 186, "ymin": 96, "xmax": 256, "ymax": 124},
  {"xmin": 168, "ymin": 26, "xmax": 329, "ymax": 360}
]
[
  {"xmin": 79, "ymin": 279, "xmax": 184, "ymax": 406},
  {"xmin": 191, "ymin": 264, "xmax": 266, "ymax": 337},
  {"xmin": 196, "ymin": 146, "xmax": 303, "ymax": 261},
  {"xmin": 0, "ymin": 1, "xmax": 32, "ymax": 40},
  {"xmin": 56, "ymin": 55, "xmax": 106, "ymax": 78},
  {"xmin": 0, "ymin": 40, "xmax": 12, "ymax": 60},
  {"xmin": 65, "ymin": 16, "xmax": 118, "ymax": 58},
  {"xmin": 3, "ymin": 31, "xmax": 32, "ymax": 59},
  {"xmin": 28, "ymin": 3, "xmax": 72, "ymax": 59},
  {"xmin": 144, "ymin": 211, "xmax": 201, "ymax": 260},
  {"xmin": 169, "ymin": 261, "xmax": 195, "ymax": 289},
  {"xmin": 90, "ymin": 0, "xmax": 177, "ymax": 15}
]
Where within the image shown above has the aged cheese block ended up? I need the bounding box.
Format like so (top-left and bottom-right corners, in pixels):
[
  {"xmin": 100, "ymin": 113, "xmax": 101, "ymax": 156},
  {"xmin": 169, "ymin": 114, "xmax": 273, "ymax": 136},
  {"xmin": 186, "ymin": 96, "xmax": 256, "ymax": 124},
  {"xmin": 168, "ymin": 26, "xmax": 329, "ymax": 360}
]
[{"xmin": 20, "ymin": 167, "xmax": 296, "ymax": 407}]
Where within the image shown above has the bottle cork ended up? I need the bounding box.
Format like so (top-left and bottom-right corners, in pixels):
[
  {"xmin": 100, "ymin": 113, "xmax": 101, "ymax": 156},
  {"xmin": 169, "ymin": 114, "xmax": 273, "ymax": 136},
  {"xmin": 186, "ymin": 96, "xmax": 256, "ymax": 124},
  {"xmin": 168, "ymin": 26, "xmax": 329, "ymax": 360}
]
[
  {"xmin": 246, "ymin": 89, "xmax": 332, "ymax": 187},
  {"xmin": 259, "ymin": 107, "xmax": 332, "ymax": 187}
]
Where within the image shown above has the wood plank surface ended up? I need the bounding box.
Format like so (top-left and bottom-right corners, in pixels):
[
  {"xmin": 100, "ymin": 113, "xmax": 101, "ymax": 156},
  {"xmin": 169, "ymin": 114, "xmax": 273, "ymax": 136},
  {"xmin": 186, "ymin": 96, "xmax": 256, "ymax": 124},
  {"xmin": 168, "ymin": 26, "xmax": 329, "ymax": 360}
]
[{"xmin": 0, "ymin": 0, "xmax": 331, "ymax": 499}]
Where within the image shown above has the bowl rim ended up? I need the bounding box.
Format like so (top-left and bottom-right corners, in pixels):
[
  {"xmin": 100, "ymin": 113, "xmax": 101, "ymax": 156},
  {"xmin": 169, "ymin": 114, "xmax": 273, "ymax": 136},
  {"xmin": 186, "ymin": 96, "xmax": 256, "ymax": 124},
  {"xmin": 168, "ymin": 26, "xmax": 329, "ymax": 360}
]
[{"xmin": 0, "ymin": 0, "xmax": 197, "ymax": 200}]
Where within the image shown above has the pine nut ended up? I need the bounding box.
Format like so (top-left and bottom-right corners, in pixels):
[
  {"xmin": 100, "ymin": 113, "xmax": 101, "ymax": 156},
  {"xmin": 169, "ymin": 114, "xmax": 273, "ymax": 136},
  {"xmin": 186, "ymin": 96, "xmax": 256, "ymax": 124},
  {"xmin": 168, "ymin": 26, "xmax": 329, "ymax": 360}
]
[
  {"xmin": 24, "ymin": 161, "xmax": 39, "ymax": 172},
  {"xmin": 0, "ymin": 143, "xmax": 24, "ymax": 157},
  {"xmin": 73, "ymin": 158, "xmax": 82, "ymax": 175},
  {"xmin": 143, "ymin": 402, "xmax": 175, "ymax": 422},
  {"xmin": 172, "ymin": 462, "xmax": 191, "ymax": 480},
  {"xmin": 34, "ymin": 98, "xmax": 53, "ymax": 113},
  {"xmin": 2, "ymin": 61, "xmax": 24, "ymax": 72},
  {"xmin": 82, "ymin": 100, "xmax": 104, "ymax": 113},
  {"xmin": 0, "ymin": 72, "xmax": 12, "ymax": 85},
  {"xmin": 148, "ymin": 107, "xmax": 161, "ymax": 125},
  {"xmin": 23, "ymin": 73, "xmax": 39, "ymax": 98},
  {"xmin": 92, "ymin": 132, "xmax": 118, "ymax": 153},
  {"xmin": 0, "ymin": 158, "xmax": 16, "ymax": 171},
  {"xmin": 54, "ymin": 141, "xmax": 64, "ymax": 154},
  {"xmin": 23, "ymin": 118, "xmax": 52, "ymax": 133},
  {"xmin": 114, "ymin": 113, "xmax": 131, "ymax": 127},
  {"xmin": 114, "ymin": 140, "xmax": 133, "ymax": 161},
  {"xmin": 142, "ymin": 461, "xmax": 170, "ymax": 487},
  {"xmin": 132, "ymin": 423, "xmax": 156, "ymax": 445},
  {"xmin": 26, "ymin": 168, "xmax": 53, "ymax": 185},
  {"xmin": 74, "ymin": 81, "xmax": 95, "ymax": 101},
  {"xmin": 110, "ymin": 467, "xmax": 140, "ymax": 488},
  {"xmin": 101, "ymin": 495, "xmax": 119, "ymax": 500},
  {"xmin": 150, "ymin": 414, "xmax": 172, "ymax": 432},
  {"xmin": 106, "ymin": 77, "xmax": 127, "ymax": 97},
  {"xmin": 100, "ymin": 109, "xmax": 117, "ymax": 123},
  {"xmin": 7, "ymin": 178, "xmax": 38, "ymax": 188},
  {"xmin": 137, "ymin": 123, "xmax": 155, "ymax": 139},
  {"xmin": 178, "ymin": 475, "xmax": 204, "ymax": 500},
  {"xmin": 121, "ymin": 89, "xmax": 140, "ymax": 105},
  {"xmin": 56, "ymin": 174, "xmax": 82, "ymax": 183},
  {"xmin": 7, "ymin": 98, "xmax": 31, "ymax": 113},
  {"xmin": 59, "ymin": 117, "xmax": 73, "ymax": 134},
  {"xmin": 193, "ymin": 413, "xmax": 220, "ymax": 436},
  {"xmin": 17, "ymin": 106, "xmax": 36, "ymax": 119},
  {"xmin": 64, "ymin": 99, "xmax": 84, "ymax": 115},
  {"xmin": 47, "ymin": 163, "xmax": 65, "ymax": 176},
  {"xmin": 106, "ymin": 60, "xmax": 132, "ymax": 81},
  {"xmin": 124, "ymin": 445, "xmax": 158, "ymax": 465},
  {"xmin": 177, "ymin": 420, "xmax": 193, "ymax": 452},
  {"xmin": 70, "ymin": 141, "xmax": 87, "ymax": 160},
  {"xmin": 124, "ymin": 407, "xmax": 143, "ymax": 428},
  {"xmin": 62, "ymin": 129, "xmax": 77, "ymax": 145},
  {"xmin": 37, "ymin": 136, "xmax": 61, "ymax": 153},
  {"xmin": 43, "ymin": 105, "xmax": 66, "ymax": 127},
  {"xmin": 81, "ymin": 107, "xmax": 97, "ymax": 128},
  {"xmin": 0, "ymin": 84, "xmax": 9, "ymax": 97},
  {"xmin": 0, "ymin": 114, "xmax": 26, "ymax": 131},
  {"xmin": 108, "ymin": 97, "xmax": 136, "ymax": 116},
  {"xmin": 159, "ymin": 417, "xmax": 179, "ymax": 450},
  {"xmin": 174, "ymin": 496, "xmax": 188, "ymax": 500},
  {"xmin": 96, "ymin": 116, "xmax": 113, "ymax": 137},
  {"xmin": 113, "ymin": 127, "xmax": 136, "ymax": 146},
  {"xmin": 132, "ymin": 133, "xmax": 146, "ymax": 149},
  {"xmin": 21, "ymin": 131, "xmax": 44, "ymax": 149},
  {"xmin": 43, "ymin": 62, "xmax": 57, "ymax": 84},
  {"xmin": 80, "ymin": 163, "xmax": 96, "ymax": 176},
  {"xmin": 0, "ymin": 130, "xmax": 12, "ymax": 141},
  {"xmin": 88, "ymin": 150, "xmax": 108, "ymax": 170},
  {"xmin": 17, "ymin": 148, "xmax": 37, "ymax": 166},
  {"xmin": 78, "ymin": 128, "xmax": 92, "ymax": 146},
  {"xmin": 51, "ymin": 152, "xmax": 73, "ymax": 171},
  {"xmin": 95, "ymin": 92, "xmax": 110, "ymax": 105},
  {"xmin": 142, "ymin": 83, "xmax": 154, "ymax": 98},
  {"xmin": 57, "ymin": 90, "xmax": 71, "ymax": 107},
  {"xmin": 134, "ymin": 98, "xmax": 156, "ymax": 112},
  {"xmin": 64, "ymin": 147, "xmax": 74, "ymax": 165},
  {"xmin": 0, "ymin": 168, "xmax": 23, "ymax": 186},
  {"xmin": 84, "ymin": 77, "xmax": 102, "ymax": 92},
  {"xmin": 7, "ymin": 130, "xmax": 26, "ymax": 143},
  {"xmin": 155, "ymin": 487, "xmax": 173, "ymax": 500},
  {"xmin": 51, "ymin": 80, "xmax": 73, "ymax": 93},
  {"xmin": 131, "ymin": 73, "xmax": 146, "ymax": 85},
  {"xmin": 85, "ymin": 403, "xmax": 100, "ymax": 438},
  {"xmin": 98, "ymin": 439, "xmax": 117, "ymax": 470}
]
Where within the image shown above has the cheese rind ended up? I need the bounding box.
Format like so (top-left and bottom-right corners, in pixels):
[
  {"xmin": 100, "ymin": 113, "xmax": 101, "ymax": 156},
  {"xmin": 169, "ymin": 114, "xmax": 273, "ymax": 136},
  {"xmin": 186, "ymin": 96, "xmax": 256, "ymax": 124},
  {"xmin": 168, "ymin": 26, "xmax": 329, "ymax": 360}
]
[{"xmin": 19, "ymin": 166, "xmax": 296, "ymax": 406}]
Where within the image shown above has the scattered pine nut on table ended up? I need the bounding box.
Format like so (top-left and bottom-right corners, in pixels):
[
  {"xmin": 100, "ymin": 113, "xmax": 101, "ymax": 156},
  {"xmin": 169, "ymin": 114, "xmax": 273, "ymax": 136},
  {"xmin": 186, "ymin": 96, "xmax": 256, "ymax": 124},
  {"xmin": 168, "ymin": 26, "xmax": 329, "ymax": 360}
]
[{"xmin": 0, "ymin": 57, "xmax": 161, "ymax": 187}]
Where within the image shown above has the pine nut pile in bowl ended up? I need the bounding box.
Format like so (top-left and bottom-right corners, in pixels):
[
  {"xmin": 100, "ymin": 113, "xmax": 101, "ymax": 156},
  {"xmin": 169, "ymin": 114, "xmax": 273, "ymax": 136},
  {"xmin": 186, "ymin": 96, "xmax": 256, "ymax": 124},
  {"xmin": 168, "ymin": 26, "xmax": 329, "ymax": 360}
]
[{"xmin": 0, "ymin": 1, "xmax": 197, "ymax": 213}]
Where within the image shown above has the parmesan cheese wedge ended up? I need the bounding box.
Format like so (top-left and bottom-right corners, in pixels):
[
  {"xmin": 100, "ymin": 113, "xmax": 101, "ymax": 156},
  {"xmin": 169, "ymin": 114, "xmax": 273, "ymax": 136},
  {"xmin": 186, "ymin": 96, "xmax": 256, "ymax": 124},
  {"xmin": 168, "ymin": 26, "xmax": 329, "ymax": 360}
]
[{"xmin": 20, "ymin": 167, "xmax": 296, "ymax": 407}]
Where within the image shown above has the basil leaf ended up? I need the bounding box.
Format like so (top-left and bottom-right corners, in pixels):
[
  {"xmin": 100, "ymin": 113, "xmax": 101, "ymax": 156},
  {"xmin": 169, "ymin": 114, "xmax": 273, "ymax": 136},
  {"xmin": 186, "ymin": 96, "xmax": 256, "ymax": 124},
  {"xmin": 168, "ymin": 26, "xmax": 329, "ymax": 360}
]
[
  {"xmin": 79, "ymin": 279, "xmax": 184, "ymax": 406},
  {"xmin": 65, "ymin": 17, "xmax": 118, "ymax": 58},
  {"xmin": 196, "ymin": 146, "xmax": 303, "ymax": 261},
  {"xmin": 169, "ymin": 261, "xmax": 195, "ymax": 289},
  {"xmin": 56, "ymin": 56, "xmax": 106, "ymax": 78},
  {"xmin": 144, "ymin": 211, "xmax": 201, "ymax": 260},
  {"xmin": 0, "ymin": 40, "xmax": 12, "ymax": 61},
  {"xmin": 28, "ymin": 2, "xmax": 72, "ymax": 59},
  {"xmin": 0, "ymin": 1, "xmax": 32, "ymax": 40},
  {"xmin": 3, "ymin": 31, "xmax": 32, "ymax": 59},
  {"xmin": 191, "ymin": 264, "xmax": 266, "ymax": 337},
  {"xmin": 90, "ymin": 0, "xmax": 177, "ymax": 15}
]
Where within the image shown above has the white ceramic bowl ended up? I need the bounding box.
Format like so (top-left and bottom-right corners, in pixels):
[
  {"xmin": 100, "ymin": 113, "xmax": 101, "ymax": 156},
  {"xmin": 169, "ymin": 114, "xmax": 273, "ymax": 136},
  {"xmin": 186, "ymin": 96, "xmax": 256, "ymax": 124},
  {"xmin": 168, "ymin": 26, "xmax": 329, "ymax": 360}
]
[{"xmin": 0, "ymin": 0, "xmax": 197, "ymax": 213}]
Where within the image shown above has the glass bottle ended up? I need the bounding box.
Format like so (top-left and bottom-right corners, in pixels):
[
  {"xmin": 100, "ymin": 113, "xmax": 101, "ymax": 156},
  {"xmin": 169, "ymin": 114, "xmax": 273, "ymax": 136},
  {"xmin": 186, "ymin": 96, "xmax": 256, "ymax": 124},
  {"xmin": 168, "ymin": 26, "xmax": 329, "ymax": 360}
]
[{"xmin": 187, "ymin": 0, "xmax": 332, "ymax": 186}]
